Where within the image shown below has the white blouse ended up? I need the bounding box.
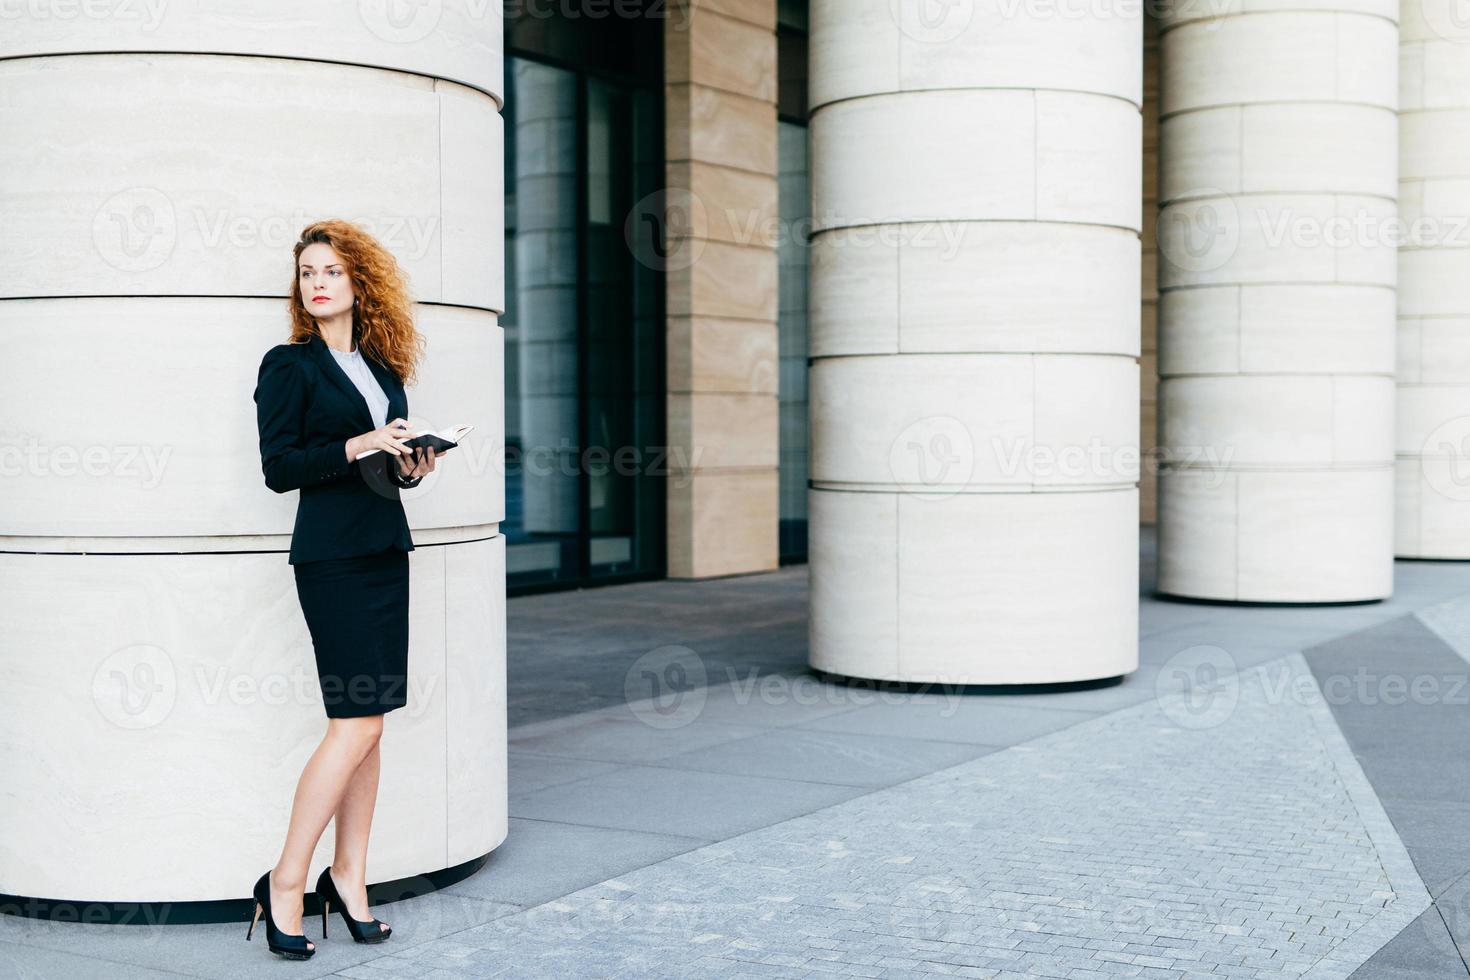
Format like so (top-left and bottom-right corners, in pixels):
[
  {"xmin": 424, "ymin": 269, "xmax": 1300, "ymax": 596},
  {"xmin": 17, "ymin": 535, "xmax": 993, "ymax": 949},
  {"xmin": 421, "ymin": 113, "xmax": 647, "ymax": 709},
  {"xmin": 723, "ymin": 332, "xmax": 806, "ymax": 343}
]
[{"xmin": 328, "ymin": 344, "xmax": 390, "ymax": 428}]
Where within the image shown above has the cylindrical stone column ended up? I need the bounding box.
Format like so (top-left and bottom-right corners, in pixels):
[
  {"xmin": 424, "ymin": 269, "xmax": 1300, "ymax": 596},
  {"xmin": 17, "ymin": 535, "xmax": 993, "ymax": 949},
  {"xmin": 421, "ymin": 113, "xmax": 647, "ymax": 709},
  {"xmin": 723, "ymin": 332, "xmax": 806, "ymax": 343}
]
[
  {"xmin": 0, "ymin": 8, "xmax": 507, "ymax": 908},
  {"xmin": 1397, "ymin": 0, "xmax": 1470, "ymax": 557},
  {"xmin": 1156, "ymin": 0, "xmax": 1398, "ymax": 601},
  {"xmin": 807, "ymin": 0, "xmax": 1141, "ymax": 683}
]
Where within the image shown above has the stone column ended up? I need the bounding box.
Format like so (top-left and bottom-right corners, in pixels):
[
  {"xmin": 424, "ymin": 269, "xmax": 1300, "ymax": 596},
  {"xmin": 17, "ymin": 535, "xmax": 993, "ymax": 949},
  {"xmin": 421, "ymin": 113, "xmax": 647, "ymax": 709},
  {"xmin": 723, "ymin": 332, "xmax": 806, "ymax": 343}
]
[
  {"xmin": 1156, "ymin": 0, "xmax": 1398, "ymax": 601},
  {"xmin": 0, "ymin": 9, "xmax": 506, "ymax": 905},
  {"xmin": 1141, "ymin": 13, "xmax": 1162, "ymax": 525},
  {"xmin": 1397, "ymin": 0, "xmax": 1470, "ymax": 557},
  {"xmin": 807, "ymin": 0, "xmax": 1141, "ymax": 683},
  {"xmin": 663, "ymin": 0, "xmax": 781, "ymax": 579}
]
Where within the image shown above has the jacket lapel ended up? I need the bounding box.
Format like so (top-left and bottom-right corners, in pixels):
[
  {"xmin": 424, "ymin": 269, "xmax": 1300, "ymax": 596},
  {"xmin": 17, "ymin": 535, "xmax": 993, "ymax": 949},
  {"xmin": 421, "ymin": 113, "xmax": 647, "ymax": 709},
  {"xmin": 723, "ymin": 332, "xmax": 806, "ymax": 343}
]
[
  {"xmin": 306, "ymin": 332, "xmax": 402, "ymax": 432},
  {"xmin": 362, "ymin": 348, "xmax": 406, "ymax": 423}
]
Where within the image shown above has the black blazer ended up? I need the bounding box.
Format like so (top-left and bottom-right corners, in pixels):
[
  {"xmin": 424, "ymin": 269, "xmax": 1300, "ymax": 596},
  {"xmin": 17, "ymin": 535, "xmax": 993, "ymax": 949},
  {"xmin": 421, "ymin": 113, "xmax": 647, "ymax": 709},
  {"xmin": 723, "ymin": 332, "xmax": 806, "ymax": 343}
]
[{"xmin": 254, "ymin": 333, "xmax": 415, "ymax": 565}]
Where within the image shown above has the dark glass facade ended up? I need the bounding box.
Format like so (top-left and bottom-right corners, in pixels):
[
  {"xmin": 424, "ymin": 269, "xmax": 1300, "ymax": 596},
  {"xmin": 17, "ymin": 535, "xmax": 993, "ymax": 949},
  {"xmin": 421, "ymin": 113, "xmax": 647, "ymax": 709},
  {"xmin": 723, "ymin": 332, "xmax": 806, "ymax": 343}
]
[
  {"xmin": 777, "ymin": 2, "xmax": 810, "ymax": 564},
  {"xmin": 502, "ymin": 5, "xmax": 664, "ymax": 593}
]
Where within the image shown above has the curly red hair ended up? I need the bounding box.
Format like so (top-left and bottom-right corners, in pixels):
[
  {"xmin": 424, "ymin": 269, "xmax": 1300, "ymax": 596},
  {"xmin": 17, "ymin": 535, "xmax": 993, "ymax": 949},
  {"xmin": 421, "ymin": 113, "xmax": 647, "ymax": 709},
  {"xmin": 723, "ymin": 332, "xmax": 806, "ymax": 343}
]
[{"xmin": 286, "ymin": 219, "xmax": 426, "ymax": 387}]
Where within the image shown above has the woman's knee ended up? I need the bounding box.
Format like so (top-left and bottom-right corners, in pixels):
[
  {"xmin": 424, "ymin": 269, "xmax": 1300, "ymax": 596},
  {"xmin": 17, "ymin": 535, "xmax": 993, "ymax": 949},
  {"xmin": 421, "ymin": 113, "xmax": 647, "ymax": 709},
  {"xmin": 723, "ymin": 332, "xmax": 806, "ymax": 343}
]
[{"xmin": 329, "ymin": 713, "xmax": 384, "ymax": 748}]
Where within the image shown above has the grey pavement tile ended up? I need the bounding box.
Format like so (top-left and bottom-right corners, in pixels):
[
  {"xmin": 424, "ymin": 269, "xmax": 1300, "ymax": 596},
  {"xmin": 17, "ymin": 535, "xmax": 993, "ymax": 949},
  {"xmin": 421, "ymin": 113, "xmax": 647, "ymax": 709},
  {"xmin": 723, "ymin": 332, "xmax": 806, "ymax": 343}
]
[
  {"xmin": 1347, "ymin": 905, "xmax": 1470, "ymax": 979},
  {"xmin": 0, "ymin": 938, "xmax": 204, "ymax": 980},
  {"xmin": 956, "ymin": 667, "xmax": 1166, "ymax": 715},
  {"xmin": 792, "ymin": 697, "xmax": 1098, "ymax": 747},
  {"xmin": 653, "ymin": 727, "xmax": 999, "ymax": 787},
  {"xmin": 1304, "ymin": 615, "xmax": 1470, "ymax": 807},
  {"xmin": 0, "ymin": 889, "xmax": 518, "ymax": 980},
  {"xmin": 507, "ymin": 751, "xmax": 621, "ymax": 796},
  {"xmin": 507, "ymin": 710, "xmax": 769, "ymax": 765},
  {"xmin": 1345, "ymin": 751, "xmax": 1470, "ymax": 806},
  {"xmin": 682, "ymin": 671, "xmax": 878, "ymax": 729},
  {"xmin": 1433, "ymin": 871, "xmax": 1470, "ymax": 962},
  {"xmin": 351, "ymin": 656, "xmax": 1426, "ymax": 980},
  {"xmin": 1139, "ymin": 619, "xmax": 1334, "ymax": 662},
  {"xmin": 441, "ymin": 818, "xmax": 703, "ymax": 908},
  {"xmin": 1346, "ymin": 969, "xmax": 1469, "ymax": 980},
  {"xmin": 1135, "ymin": 599, "xmax": 1216, "ymax": 637},
  {"xmin": 510, "ymin": 765, "xmax": 867, "ymax": 839},
  {"xmin": 507, "ymin": 692, "xmax": 624, "ymax": 729}
]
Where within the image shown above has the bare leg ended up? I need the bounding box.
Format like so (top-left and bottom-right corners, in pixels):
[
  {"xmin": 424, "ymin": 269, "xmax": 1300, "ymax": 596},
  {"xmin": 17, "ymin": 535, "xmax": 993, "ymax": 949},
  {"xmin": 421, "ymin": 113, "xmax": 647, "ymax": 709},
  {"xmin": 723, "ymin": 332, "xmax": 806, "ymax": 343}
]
[
  {"xmin": 329, "ymin": 738, "xmax": 390, "ymax": 932},
  {"xmin": 270, "ymin": 714, "xmax": 385, "ymax": 946}
]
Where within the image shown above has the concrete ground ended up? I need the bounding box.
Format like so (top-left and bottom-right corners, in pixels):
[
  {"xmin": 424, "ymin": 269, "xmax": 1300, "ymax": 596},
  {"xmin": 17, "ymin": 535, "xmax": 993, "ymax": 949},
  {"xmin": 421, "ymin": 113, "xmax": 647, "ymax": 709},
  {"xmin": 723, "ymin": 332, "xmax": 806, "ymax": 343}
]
[{"xmin": 3, "ymin": 529, "xmax": 1469, "ymax": 979}]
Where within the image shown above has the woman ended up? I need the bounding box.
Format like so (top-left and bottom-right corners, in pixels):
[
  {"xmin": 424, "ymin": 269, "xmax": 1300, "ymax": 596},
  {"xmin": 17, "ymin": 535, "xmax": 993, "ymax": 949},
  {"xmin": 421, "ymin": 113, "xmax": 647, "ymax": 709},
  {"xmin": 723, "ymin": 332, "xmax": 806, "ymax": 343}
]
[{"xmin": 246, "ymin": 219, "xmax": 437, "ymax": 960}]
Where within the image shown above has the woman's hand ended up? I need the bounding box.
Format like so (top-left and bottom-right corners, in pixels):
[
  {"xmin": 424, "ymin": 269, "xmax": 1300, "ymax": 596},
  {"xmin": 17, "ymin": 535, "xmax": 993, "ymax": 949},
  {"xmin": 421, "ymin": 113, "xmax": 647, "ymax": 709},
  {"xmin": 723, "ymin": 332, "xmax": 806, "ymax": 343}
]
[
  {"xmin": 396, "ymin": 446, "xmax": 438, "ymax": 480},
  {"xmin": 345, "ymin": 418, "xmax": 414, "ymax": 462}
]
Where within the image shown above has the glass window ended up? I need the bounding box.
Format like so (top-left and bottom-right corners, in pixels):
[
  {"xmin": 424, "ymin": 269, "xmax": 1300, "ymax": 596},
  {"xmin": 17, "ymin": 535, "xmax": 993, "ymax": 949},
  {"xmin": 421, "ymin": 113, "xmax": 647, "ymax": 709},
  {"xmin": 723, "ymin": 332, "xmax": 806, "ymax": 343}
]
[
  {"xmin": 502, "ymin": 49, "xmax": 664, "ymax": 592},
  {"xmin": 777, "ymin": 10, "xmax": 810, "ymax": 563}
]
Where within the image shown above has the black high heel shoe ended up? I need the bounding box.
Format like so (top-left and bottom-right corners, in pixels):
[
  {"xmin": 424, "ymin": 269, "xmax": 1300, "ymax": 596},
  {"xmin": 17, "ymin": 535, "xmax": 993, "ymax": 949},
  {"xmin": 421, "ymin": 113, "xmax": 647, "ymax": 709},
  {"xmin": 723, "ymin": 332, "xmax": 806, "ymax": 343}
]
[
  {"xmin": 245, "ymin": 870, "xmax": 315, "ymax": 960},
  {"xmin": 315, "ymin": 865, "xmax": 392, "ymax": 943}
]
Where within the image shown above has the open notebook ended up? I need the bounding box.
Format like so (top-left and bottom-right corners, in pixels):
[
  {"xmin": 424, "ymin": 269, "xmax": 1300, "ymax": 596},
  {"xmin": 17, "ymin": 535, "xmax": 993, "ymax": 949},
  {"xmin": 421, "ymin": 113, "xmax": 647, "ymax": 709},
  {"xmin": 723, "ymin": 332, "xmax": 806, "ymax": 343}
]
[{"xmin": 353, "ymin": 423, "xmax": 474, "ymax": 460}]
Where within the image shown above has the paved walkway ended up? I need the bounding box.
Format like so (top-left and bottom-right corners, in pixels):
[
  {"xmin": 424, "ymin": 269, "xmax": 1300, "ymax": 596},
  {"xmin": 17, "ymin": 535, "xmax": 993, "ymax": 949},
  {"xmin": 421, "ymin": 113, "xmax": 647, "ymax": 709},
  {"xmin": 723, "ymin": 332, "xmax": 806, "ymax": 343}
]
[
  {"xmin": 3, "ymin": 530, "xmax": 1469, "ymax": 979},
  {"xmin": 338, "ymin": 656, "xmax": 1425, "ymax": 980}
]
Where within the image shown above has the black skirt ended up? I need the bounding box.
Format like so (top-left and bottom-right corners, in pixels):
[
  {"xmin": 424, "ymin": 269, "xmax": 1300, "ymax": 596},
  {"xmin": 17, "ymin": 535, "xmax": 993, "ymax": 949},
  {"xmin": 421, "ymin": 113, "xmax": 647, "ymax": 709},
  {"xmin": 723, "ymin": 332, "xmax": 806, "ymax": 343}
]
[{"xmin": 293, "ymin": 547, "xmax": 410, "ymax": 718}]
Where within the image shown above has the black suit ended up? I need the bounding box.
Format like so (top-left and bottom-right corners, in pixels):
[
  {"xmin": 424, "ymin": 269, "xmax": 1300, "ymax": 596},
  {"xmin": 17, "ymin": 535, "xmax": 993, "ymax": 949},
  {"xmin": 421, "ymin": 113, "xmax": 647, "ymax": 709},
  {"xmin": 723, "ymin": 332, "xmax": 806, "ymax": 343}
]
[{"xmin": 254, "ymin": 333, "xmax": 416, "ymax": 565}]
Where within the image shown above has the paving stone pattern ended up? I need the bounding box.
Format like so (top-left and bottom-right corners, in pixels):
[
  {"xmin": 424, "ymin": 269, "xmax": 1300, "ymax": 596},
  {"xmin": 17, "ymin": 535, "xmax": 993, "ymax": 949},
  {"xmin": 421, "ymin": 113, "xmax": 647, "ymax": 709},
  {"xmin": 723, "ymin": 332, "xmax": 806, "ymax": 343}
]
[{"xmin": 337, "ymin": 654, "xmax": 1427, "ymax": 980}]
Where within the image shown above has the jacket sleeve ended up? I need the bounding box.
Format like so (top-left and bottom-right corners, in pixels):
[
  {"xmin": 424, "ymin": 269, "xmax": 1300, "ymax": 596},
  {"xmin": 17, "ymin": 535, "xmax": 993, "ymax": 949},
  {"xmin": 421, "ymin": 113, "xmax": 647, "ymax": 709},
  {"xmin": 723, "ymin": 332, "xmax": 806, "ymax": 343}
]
[{"xmin": 254, "ymin": 345, "xmax": 358, "ymax": 494}]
